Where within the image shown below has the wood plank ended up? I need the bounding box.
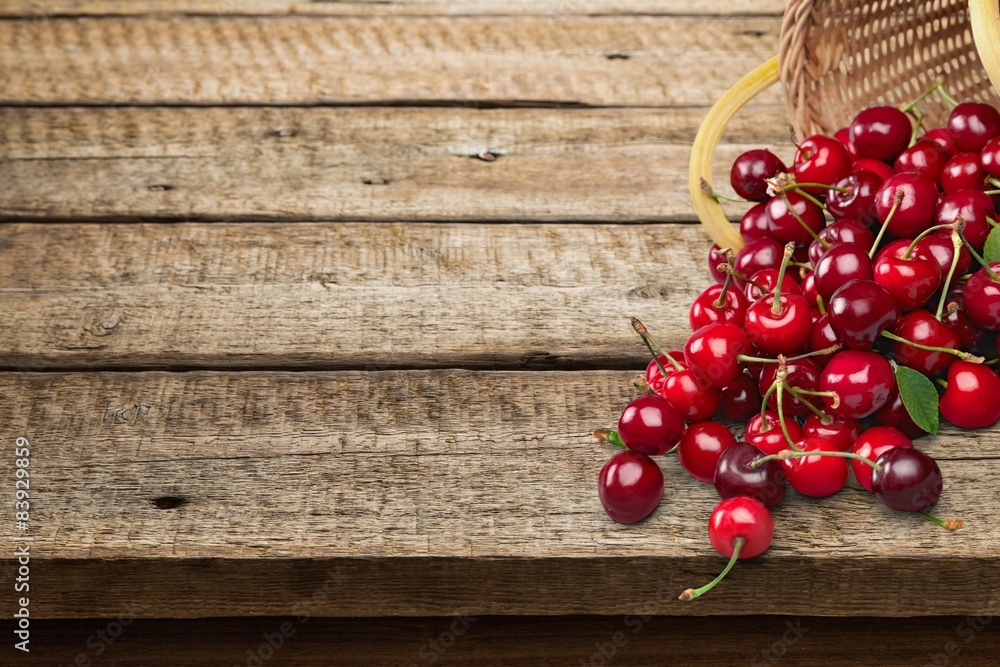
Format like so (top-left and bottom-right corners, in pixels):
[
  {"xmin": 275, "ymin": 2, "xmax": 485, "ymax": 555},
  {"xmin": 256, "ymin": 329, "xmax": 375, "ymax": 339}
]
[
  {"xmin": 1, "ymin": 370, "xmax": 998, "ymax": 618},
  {"xmin": 5, "ymin": 615, "xmax": 999, "ymax": 666},
  {"xmin": 0, "ymin": 106, "xmax": 787, "ymax": 222},
  {"xmin": 2, "ymin": 222, "xmax": 733, "ymax": 370},
  {"xmin": 0, "ymin": 0, "xmax": 787, "ymax": 17},
  {"xmin": 0, "ymin": 16, "xmax": 780, "ymax": 106}
]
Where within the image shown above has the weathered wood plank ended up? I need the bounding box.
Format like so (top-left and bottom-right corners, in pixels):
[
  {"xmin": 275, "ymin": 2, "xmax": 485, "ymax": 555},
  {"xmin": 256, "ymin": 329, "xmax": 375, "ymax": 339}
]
[
  {"xmin": 0, "ymin": 106, "xmax": 787, "ymax": 221},
  {"xmin": 1, "ymin": 371, "xmax": 998, "ymax": 618},
  {"xmin": 0, "ymin": 0, "xmax": 787, "ymax": 18},
  {"xmin": 1, "ymin": 222, "xmax": 725, "ymax": 370},
  {"xmin": 0, "ymin": 16, "xmax": 779, "ymax": 106},
  {"xmin": 6, "ymin": 615, "xmax": 998, "ymax": 666}
]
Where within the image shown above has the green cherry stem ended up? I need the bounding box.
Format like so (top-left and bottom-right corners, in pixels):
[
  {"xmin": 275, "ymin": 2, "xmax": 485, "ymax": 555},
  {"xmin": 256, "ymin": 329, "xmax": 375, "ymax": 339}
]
[
  {"xmin": 771, "ymin": 243, "xmax": 796, "ymax": 316},
  {"xmin": 758, "ymin": 380, "xmax": 778, "ymax": 430},
  {"xmin": 881, "ymin": 330, "xmax": 985, "ymax": 363},
  {"xmin": 631, "ymin": 317, "xmax": 684, "ymax": 373},
  {"xmin": 902, "ymin": 222, "xmax": 960, "ymax": 260},
  {"xmin": 935, "ymin": 229, "xmax": 965, "ymax": 320},
  {"xmin": 592, "ymin": 429, "xmax": 626, "ymax": 448},
  {"xmin": 712, "ymin": 254, "xmax": 736, "ymax": 309},
  {"xmin": 920, "ymin": 512, "xmax": 964, "ymax": 531},
  {"xmin": 720, "ymin": 264, "xmax": 768, "ymax": 292},
  {"xmin": 754, "ymin": 449, "xmax": 882, "ymax": 471},
  {"xmin": 869, "ymin": 189, "xmax": 904, "ymax": 259},
  {"xmin": 773, "ymin": 360, "xmax": 802, "ymax": 452},
  {"xmin": 961, "ymin": 236, "xmax": 1000, "ymax": 282},
  {"xmin": 781, "ymin": 194, "xmax": 827, "ymax": 246},
  {"xmin": 679, "ymin": 538, "xmax": 744, "ymax": 601},
  {"xmin": 787, "ymin": 187, "xmax": 828, "ymax": 211},
  {"xmin": 738, "ymin": 343, "xmax": 841, "ymax": 365},
  {"xmin": 784, "ymin": 385, "xmax": 834, "ymax": 424},
  {"xmin": 900, "ymin": 77, "xmax": 949, "ymax": 112}
]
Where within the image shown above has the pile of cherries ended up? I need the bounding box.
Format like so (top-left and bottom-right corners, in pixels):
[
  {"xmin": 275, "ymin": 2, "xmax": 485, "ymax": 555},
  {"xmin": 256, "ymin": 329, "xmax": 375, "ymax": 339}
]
[{"xmin": 595, "ymin": 91, "xmax": 1000, "ymax": 601}]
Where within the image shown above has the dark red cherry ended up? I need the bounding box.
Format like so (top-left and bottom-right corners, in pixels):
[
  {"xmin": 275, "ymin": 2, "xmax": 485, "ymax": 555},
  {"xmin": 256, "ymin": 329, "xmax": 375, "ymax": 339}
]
[
  {"xmin": 744, "ymin": 293, "xmax": 813, "ymax": 355},
  {"xmin": 941, "ymin": 152, "xmax": 986, "ymax": 195},
  {"xmin": 782, "ymin": 437, "xmax": 849, "ymax": 498},
  {"xmin": 690, "ymin": 282, "xmax": 749, "ymax": 330},
  {"xmin": 890, "ymin": 311, "xmax": 962, "ymax": 377},
  {"xmin": 678, "ymin": 421, "xmax": 738, "ymax": 484},
  {"xmin": 745, "ymin": 410, "xmax": 803, "ymax": 456},
  {"xmin": 947, "ymin": 102, "xmax": 1000, "ymax": 153},
  {"xmin": 872, "ymin": 239, "xmax": 942, "ymax": 312},
  {"xmin": 826, "ymin": 169, "xmax": 883, "ymax": 224},
  {"xmin": 981, "ymin": 136, "xmax": 1000, "ymax": 179},
  {"xmin": 853, "ymin": 158, "xmax": 895, "ymax": 181},
  {"xmin": 802, "ymin": 413, "xmax": 861, "ymax": 451},
  {"xmin": 731, "ymin": 149, "xmax": 787, "ymax": 202},
  {"xmin": 936, "ymin": 189, "xmax": 997, "ymax": 251},
  {"xmin": 850, "ymin": 106, "xmax": 912, "ymax": 161},
  {"xmin": 873, "ymin": 391, "xmax": 928, "ymax": 440},
  {"xmin": 834, "ymin": 127, "xmax": 859, "ymax": 160},
  {"xmin": 685, "ymin": 322, "xmax": 753, "ymax": 389},
  {"xmin": 814, "ymin": 242, "xmax": 874, "ymax": 302},
  {"xmin": 828, "ymin": 279, "xmax": 902, "ymax": 350},
  {"xmin": 766, "ymin": 192, "xmax": 825, "ymax": 244},
  {"xmin": 962, "ymin": 264, "xmax": 1000, "ymax": 330},
  {"xmin": 740, "ymin": 202, "xmax": 772, "ymax": 242},
  {"xmin": 808, "ymin": 218, "xmax": 877, "ymax": 266},
  {"xmin": 713, "ymin": 442, "xmax": 786, "ymax": 509},
  {"xmin": 894, "ymin": 140, "xmax": 948, "ymax": 183},
  {"xmin": 598, "ymin": 450, "xmax": 664, "ymax": 524},
  {"xmin": 707, "ymin": 245, "xmax": 729, "ymax": 284},
  {"xmin": 707, "ymin": 496, "xmax": 774, "ymax": 560},
  {"xmin": 913, "ymin": 231, "xmax": 972, "ymax": 277},
  {"xmin": 800, "ymin": 270, "xmax": 820, "ymax": 309},
  {"xmin": 759, "ymin": 358, "xmax": 821, "ymax": 417},
  {"xmin": 734, "ymin": 236, "xmax": 785, "ymax": 285},
  {"xmin": 871, "ymin": 448, "xmax": 942, "ymax": 512},
  {"xmin": 940, "ymin": 360, "xmax": 1000, "ymax": 428},
  {"xmin": 744, "ymin": 268, "xmax": 801, "ymax": 302},
  {"xmin": 807, "ymin": 312, "xmax": 840, "ymax": 365},
  {"xmin": 793, "ymin": 134, "xmax": 853, "ymax": 192},
  {"xmin": 921, "ymin": 127, "xmax": 957, "ymax": 156},
  {"xmin": 618, "ymin": 394, "xmax": 685, "ymax": 456},
  {"xmin": 719, "ymin": 373, "xmax": 762, "ymax": 421},
  {"xmin": 818, "ymin": 350, "xmax": 896, "ymax": 418},
  {"xmin": 874, "ymin": 173, "xmax": 939, "ymax": 238},
  {"xmin": 851, "ymin": 426, "xmax": 912, "ymax": 492}
]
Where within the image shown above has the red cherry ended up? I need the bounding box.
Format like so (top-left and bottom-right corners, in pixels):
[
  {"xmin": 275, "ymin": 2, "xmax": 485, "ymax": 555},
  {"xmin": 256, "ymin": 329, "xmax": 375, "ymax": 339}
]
[
  {"xmin": 734, "ymin": 237, "xmax": 786, "ymax": 289},
  {"xmin": 713, "ymin": 442, "xmax": 786, "ymax": 509},
  {"xmin": 617, "ymin": 394, "xmax": 685, "ymax": 456},
  {"xmin": 807, "ymin": 312, "xmax": 840, "ymax": 365},
  {"xmin": 947, "ymin": 102, "xmax": 1000, "ymax": 153},
  {"xmin": 689, "ymin": 282, "xmax": 749, "ymax": 330},
  {"xmin": 684, "ymin": 322, "xmax": 752, "ymax": 389},
  {"xmin": 834, "ymin": 127, "xmax": 859, "ymax": 160},
  {"xmin": 744, "ymin": 293, "xmax": 813, "ymax": 355},
  {"xmin": 740, "ymin": 202, "xmax": 772, "ymax": 242},
  {"xmin": 894, "ymin": 140, "xmax": 948, "ymax": 183},
  {"xmin": 814, "ymin": 242, "xmax": 875, "ymax": 302},
  {"xmin": 731, "ymin": 149, "xmax": 787, "ymax": 202},
  {"xmin": 921, "ymin": 127, "xmax": 957, "ymax": 156},
  {"xmin": 719, "ymin": 373, "xmax": 762, "ymax": 421},
  {"xmin": 802, "ymin": 413, "xmax": 861, "ymax": 451},
  {"xmin": 874, "ymin": 173, "xmax": 939, "ymax": 238},
  {"xmin": 981, "ymin": 136, "xmax": 1000, "ymax": 178},
  {"xmin": 819, "ymin": 350, "xmax": 896, "ymax": 418},
  {"xmin": 808, "ymin": 218, "xmax": 876, "ymax": 266},
  {"xmin": 782, "ymin": 437, "xmax": 849, "ymax": 498},
  {"xmin": 872, "ymin": 239, "xmax": 942, "ymax": 312},
  {"xmin": 853, "ymin": 158, "xmax": 895, "ymax": 181},
  {"xmin": 663, "ymin": 369, "xmax": 723, "ymax": 422},
  {"xmin": 850, "ymin": 426, "xmax": 912, "ymax": 492},
  {"xmin": 745, "ymin": 411, "xmax": 802, "ymax": 456},
  {"xmin": 941, "ymin": 152, "xmax": 986, "ymax": 194},
  {"xmin": 759, "ymin": 358, "xmax": 821, "ymax": 417},
  {"xmin": 936, "ymin": 189, "xmax": 996, "ymax": 251},
  {"xmin": 873, "ymin": 391, "xmax": 928, "ymax": 440},
  {"xmin": 766, "ymin": 192, "xmax": 825, "ymax": 244},
  {"xmin": 677, "ymin": 421, "xmax": 738, "ymax": 484},
  {"xmin": 707, "ymin": 496, "xmax": 774, "ymax": 559},
  {"xmin": 800, "ymin": 271, "xmax": 820, "ymax": 309},
  {"xmin": 707, "ymin": 245, "xmax": 729, "ymax": 284},
  {"xmin": 850, "ymin": 106, "xmax": 912, "ymax": 161},
  {"xmin": 743, "ymin": 268, "xmax": 801, "ymax": 302},
  {"xmin": 889, "ymin": 311, "xmax": 962, "ymax": 377},
  {"xmin": 962, "ymin": 264, "xmax": 1000, "ymax": 330},
  {"xmin": 828, "ymin": 279, "xmax": 902, "ymax": 350},
  {"xmin": 645, "ymin": 352, "xmax": 683, "ymax": 395},
  {"xmin": 793, "ymin": 134, "xmax": 853, "ymax": 192},
  {"xmin": 826, "ymin": 169, "xmax": 883, "ymax": 224},
  {"xmin": 939, "ymin": 360, "xmax": 1000, "ymax": 428},
  {"xmin": 597, "ymin": 450, "xmax": 664, "ymax": 524},
  {"xmin": 913, "ymin": 231, "xmax": 972, "ymax": 277},
  {"xmin": 871, "ymin": 448, "xmax": 942, "ymax": 513}
]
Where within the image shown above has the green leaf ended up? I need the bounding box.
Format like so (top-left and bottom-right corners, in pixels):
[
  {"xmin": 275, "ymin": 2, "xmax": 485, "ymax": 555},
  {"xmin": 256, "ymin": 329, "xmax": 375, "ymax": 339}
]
[
  {"xmin": 894, "ymin": 364, "xmax": 940, "ymax": 435},
  {"xmin": 985, "ymin": 224, "xmax": 1000, "ymax": 264}
]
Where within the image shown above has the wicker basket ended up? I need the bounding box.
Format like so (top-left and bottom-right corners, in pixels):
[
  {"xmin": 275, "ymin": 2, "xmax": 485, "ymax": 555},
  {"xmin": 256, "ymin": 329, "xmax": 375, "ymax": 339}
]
[{"xmin": 690, "ymin": 0, "xmax": 1000, "ymax": 252}]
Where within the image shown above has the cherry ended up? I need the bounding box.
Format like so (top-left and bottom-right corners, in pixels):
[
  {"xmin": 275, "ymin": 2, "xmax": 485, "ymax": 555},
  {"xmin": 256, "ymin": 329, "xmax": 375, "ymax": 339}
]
[
  {"xmin": 921, "ymin": 127, "xmax": 957, "ymax": 156},
  {"xmin": 874, "ymin": 173, "xmax": 939, "ymax": 238},
  {"xmin": 853, "ymin": 157, "xmax": 895, "ymax": 181},
  {"xmin": 890, "ymin": 311, "xmax": 962, "ymax": 376},
  {"xmin": 872, "ymin": 239, "xmax": 942, "ymax": 312},
  {"xmin": 936, "ymin": 189, "xmax": 996, "ymax": 251},
  {"xmin": 793, "ymin": 134, "xmax": 853, "ymax": 192},
  {"xmin": 914, "ymin": 231, "xmax": 972, "ymax": 277},
  {"xmin": 962, "ymin": 263, "xmax": 1000, "ymax": 330},
  {"xmin": 802, "ymin": 413, "xmax": 860, "ymax": 451},
  {"xmin": 677, "ymin": 421, "xmax": 738, "ymax": 484},
  {"xmin": 713, "ymin": 442, "xmax": 786, "ymax": 509},
  {"xmin": 807, "ymin": 312, "xmax": 840, "ymax": 365},
  {"xmin": 617, "ymin": 394, "xmax": 685, "ymax": 456},
  {"xmin": 981, "ymin": 136, "xmax": 1000, "ymax": 179},
  {"xmin": 766, "ymin": 192, "xmax": 825, "ymax": 244},
  {"xmin": 826, "ymin": 169, "xmax": 883, "ymax": 224},
  {"xmin": 744, "ymin": 293, "xmax": 812, "ymax": 355},
  {"xmin": 759, "ymin": 357, "xmax": 821, "ymax": 417},
  {"xmin": 719, "ymin": 373, "xmax": 762, "ymax": 421},
  {"xmin": 814, "ymin": 243, "xmax": 874, "ymax": 302},
  {"xmin": 744, "ymin": 268, "xmax": 801, "ymax": 302},
  {"xmin": 800, "ymin": 271, "xmax": 820, "ymax": 309},
  {"xmin": 678, "ymin": 496, "xmax": 774, "ymax": 601},
  {"xmin": 834, "ymin": 127, "xmax": 858, "ymax": 160},
  {"xmin": 782, "ymin": 437, "xmax": 849, "ymax": 497},
  {"xmin": 662, "ymin": 368, "xmax": 723, "ymax": 422},
  {"xmin": 871, "ymin": 447, "xmax": 942, "ymax": 513},
  {"xmin": 745, "ymin": 410, "xmax": 803, "ymax": 456},
  {"xmin": 828, "ymin": 279, "xmax": 901, "ymax": 350},
  {"xmin": 818, "ymin": 350, "xmax": 895, "ymax": 418},
  {"xmin": 851, "ymin": 426, "xmax": 912, "ymax": 492},
  {"xmin": 685, "ymin": 322, "xmax": 752, "ymax": 389},
  {"xmin": 941, "ymin": 152, "xmax": 986, "ymax": 195},
  {"xmin": 690, "ymin": 281, "xmax": 749, "ymax": 330},
  {"xmin": 808, "ymin": 218, "xmax": 876, "ymax": 267},
  {"xmin": 947, "ymin": 102, "xmax": 1000, "ymax": 153},
  {"xmin": 731, "ymin": 149, "xmax": 787, "ymax": 202},
  {"xmin": 597, "ymin": 450, "xmax": 664, "ymax": 524},
  {"xmin": 645, "ymin": 352, "xmax": 683, "ymax": 395},
  {"xmin": 707, "ymin": 245, "xmax": 729, "ymax": 284},
  {"xmin": 850, "ymin": 105, "xmax": 912, "ymax": 161},
  {"xmin": 734, "ymin": 236, "xmax": 785, "ymax": 284},
  {"xmin": 873, "ymin": 391, "xmax": 928, "ymax": 440},
  {"xmin": 740, "ymin": 202, "xmax": 772, "ymax": 242},
  {"xmin": 894, "ymin": 140, "xmax": 948, "ymax": 183},
  {"xmin": 940, "ymin": 360, "xmax": 1000, "ymax": 428}
]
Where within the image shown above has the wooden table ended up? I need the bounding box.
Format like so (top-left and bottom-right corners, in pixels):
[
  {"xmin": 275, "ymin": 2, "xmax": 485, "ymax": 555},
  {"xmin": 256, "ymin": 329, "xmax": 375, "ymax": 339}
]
[{"xmin": 1, "ymin": 1, "xmax": 999, "ymax": 664}]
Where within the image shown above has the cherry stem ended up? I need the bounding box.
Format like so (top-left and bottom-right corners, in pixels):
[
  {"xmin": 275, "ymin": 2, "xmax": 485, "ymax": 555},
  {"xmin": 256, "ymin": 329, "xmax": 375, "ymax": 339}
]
[
  {"xmin": 784, "ymin": 385, "xmax": 834, "ymax": 424},
  {"xmin": 771, "ymin": 243, "xmax": 795, "ymax": 316},
  {"xmin": 781, "ymin": 194, "xmax": 827, "ymax": 247},
  {"xmin": 631, "ymin": 317, "xmax": 684, "ymax": 372},
  {"xmin": 786, "ymin": 182, "xmax": 851, "ymax": 195},
  {"xmin": 755, "ymin": 449, "xmax": 882, "ymax": 471},
  {"xmin": 758, "ymin": 381, "xmax": 778, "ymax": 430},
  {"xmin": 988, "ymin": 177, "xmax": 1000, "ymax": 189},
  {"xmin": 720, "ymin": 264, "xmax": 767, "ymax": 292},
  {"xmin": 901, "ymin": 77, "xmax": 958, "ymax": 112},
  {"xmin": 679, "ymin": 538, "xmax": 744, "ymax": 601},
  {"xmin": 920, "ymin": 512, "xmax": 964, "ymax": 532},
  {"xmin": 935, "ymin": 230, "xmax": 965, "ymax": 320},
  {"xmin": 712, "ymin": 255, "xmax": 736, "ymax": 309},
  {"xmin": 869, "ymin": 190, "xmax": 904, "ymax": 259},
  {"xmin": 881, "ymin": 330, "xmax": 985, "ymax": 363},
  {"xmin": 960, "ymin": 236, "xmax": 1000, "ymax": 282},
  {"xmin": 984, "ymin": 190, "xmax": 1000, "ymax": 196},
  {"xmin": 773, "ymin": 360, "xmax": 803, "ymax": 452},
  {"xmin": 787, "ymin": 187, "xmax": 829, "ymax": 212},
  {"xmin": 630, "ymin": 375, "xmax": 656, "ymax": 395},
  {"xmin": 592, "ymin": 429, "xmax": 626, "ymax": 448},
  {"xmin": 902, "ymin": 223, "xmax": 959, "ymax": 260},
  {"xmin": 816, "ymin": 294, "xmax": 826, "ymax": 315},
  {"xmin": 738, "ymin": 343, "xmax": 841, "ymax": 365},
  {"xmin": 907, "ymin": 109, "xmax": 925, "ymax": 147}
]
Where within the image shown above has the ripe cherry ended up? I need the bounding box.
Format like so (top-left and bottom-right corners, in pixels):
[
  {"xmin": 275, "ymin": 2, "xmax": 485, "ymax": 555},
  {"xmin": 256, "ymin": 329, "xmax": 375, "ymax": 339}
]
[
  {"xmin": 689, "ymin": 280, "xmax": 749, "ymax": 330},
  {"xmin": 744, "ymin": 244, "xmax": 812, "ymax": 355},
  {"xmin": 597, "ymin": 450, "xmax": 664, "ymax": 524},
  {"xmin": 890, "ymin": 311, "xmax": 962, "ymax": 377},
  {"xmin": 981, "ymin": 136, "xmax": 1000, "ymax": 178},
  {"xmin": 743, "ymin": 268, "xmax": 801, "ymax": 302},
  {"xmin": 962, "ymin": 263, "xmax": 1000, "ymax": 330},
  {"xmin": 921, "ymin": 127, "xmax": 957, "ymax": 156},
  {"xmin": 617, "ymin": 394, "xmax": 685, "ymax": 456},
  {"xmin": 826, "ymin": 169, "xmax": 883, "ymax": 224},
  {"xmin": 745, "ymin": 411, "xmax": 803, "ymax": 456},
  {"xmin": 851, "ymin": 426, "xmax": 912, "ymax": 491},
  {"xmin": 808, "ymin": 218, "xmax": 876, "ymax": 267},
  {"xmin": 871, "ymin": 448, "xmax": 942, "ymax": 513},
  {"xmin": 793, "ymin": 134, "xmax": 853, "ymax": 192},
  {"xmin": 719, "ymin": 373, "xmax": 762, "ymax": 421},
  {"xmin": 818, "ymin": 350, "xmax": 896, "ymax": 418},
  {"xmin": 939, "ymin": 360, "xmax": 1000, "ymax": 428},
  {"xmin": 894, "ymin": 140, "xmax": 948, "ymax": 183},
  {"xmin": 807, "ymin": 312, "xmax": 840, "ymax": 365},
  {"xmin": 759, "ymin": 357, "xmax": 821, "ymax": 417},
  {"xmin": 850, "ymin": 106, "xmax": 912, "ymax": 161},
  {"xmin": 802, "ymin": 413, "xmax": 860, "ymax": 451},
  {"xmin": 874, "ymin": 173, "xmax": 939, "ymax": 238},
  {"xmin": 936, "ymin": 189, "xmax": 996, "ymax": 251},
  {"xmin": 707, "ymin": 245, "xmax": 729, "ymax": 284},
  {"xmin": 829, "ymin": 279, "xmax": 902, "ymax": 350},
  {"xmin": 740, "ymin": 202, "xmax": 772, "ymax": 242},
  {"xmin": 872, "ymin": 239, "xmax": 942, "ymax": 312},
  {"xmin": 873, "ymin": 391, "xmax": 927, "ymax": 440},
  {"xmin": 662, "ymin": 368, "xmax": 723, "ymax": 423},
  {"xmin": 814, "ymin": 243, "xmax": 874, "ymax": 302},
  {"xmin": 914, "ymin": 231, "xmax": 972, "ymax": 277},
  {"xmin": 853, "ymin": 157, "xmax": 895, "ymax": 181},
  {"xmin": 766, "ymin": 192, "xmax": 825, "ymax": 244},
  {"xmin": 782, "ymin": 437, "xmax": 849, "ymax": 498},
  {"xmin": 734, "ymin": 237, "xmax": 785, "ymax": 284},
  {"xmin": 713, "ymin": 442, "xmax": 786, "ymax": 509},
  {"xmin": 685, "ymin": 322, "xmax": 753, "ymax": 389},
  {"xmin": 677, "ymin": 421, "xmax": 738, "ymax": 484},
  {"xmin": 645, "ymin": 352, "xmax": 683, "ymax": 395},
  {"xmin": 941, "ymin": 152, "xmax": 986, "ymax": 195},
  {"xmin": 834, "ymin": 127, "xmax": 858, "ymax": 159},
  {"xmin": 947, "ymin": 102, "xmax": 1000, "ymax": 152},
  {"xmin": 731, "ymin": 149, "xmax": 787, "ymax": 202}
]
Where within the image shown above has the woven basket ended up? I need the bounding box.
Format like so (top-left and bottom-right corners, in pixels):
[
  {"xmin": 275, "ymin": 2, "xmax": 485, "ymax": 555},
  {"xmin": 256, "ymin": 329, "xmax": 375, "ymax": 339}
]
[{"xmin": 690, "ymin": 0, "xmax": 1000, "ymax": 252}]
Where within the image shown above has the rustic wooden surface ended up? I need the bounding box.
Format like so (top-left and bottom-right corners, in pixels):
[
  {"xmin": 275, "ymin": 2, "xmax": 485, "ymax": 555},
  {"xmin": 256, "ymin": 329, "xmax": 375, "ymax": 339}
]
[{"xmin": 2, "ymin": 0, "xmax": 1000, "ymax": 663}]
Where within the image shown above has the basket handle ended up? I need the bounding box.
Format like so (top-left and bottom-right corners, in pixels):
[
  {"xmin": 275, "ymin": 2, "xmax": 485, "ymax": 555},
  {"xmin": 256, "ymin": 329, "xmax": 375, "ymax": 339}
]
[
  {"xmin": 970, "ymin": 0, "xmax": 1000, "ymax": 94},
  {"xmin": 688, "ymin": 56, "xmax": 779, "ymax": 252}
]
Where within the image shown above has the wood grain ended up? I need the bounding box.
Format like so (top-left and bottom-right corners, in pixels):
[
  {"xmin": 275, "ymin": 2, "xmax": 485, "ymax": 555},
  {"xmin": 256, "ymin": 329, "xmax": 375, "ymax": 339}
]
[
  {"xmin": 0, "ymin": 16, "xmax": 779, "ymax": 106},
  {"xmin": 1, "ymin": 370, "xmax": 998, "ymax": 618},
  {"xmin": 0, "ymin": 0, "xmax": 787, "ymax": 17},
  {"xmin": 6, "ymin": 615, "xmax": 998, "ymax": 666},
  {"xmin": 1, "ymin": 222, "xmax": 728, "ymax": 370},
  {"xmin": 0, "ymin": 106, "xmax": 787, "ymax": 222}
]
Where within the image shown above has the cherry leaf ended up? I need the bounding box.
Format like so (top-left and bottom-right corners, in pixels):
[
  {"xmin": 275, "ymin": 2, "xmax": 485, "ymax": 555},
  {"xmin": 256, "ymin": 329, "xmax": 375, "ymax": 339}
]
[
  {"xmin": 894, "ymin": 364, "xmax": 939, "ymax": 435},
  {"xmin": 985, "ymin": 224, "xmax": 1000, "ymax": 264}
]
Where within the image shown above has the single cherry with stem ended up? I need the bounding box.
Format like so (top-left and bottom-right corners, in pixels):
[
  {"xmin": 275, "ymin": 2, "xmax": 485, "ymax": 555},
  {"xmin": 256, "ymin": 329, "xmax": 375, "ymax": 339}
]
[
  {"xmin": 597, "ymin": 450, "xmax": 664, "ymax": 524},
  {"xmin": 713, "ymin": 441, "xmax": 786, "ymax": 509},
  {"xmin": 818, "ymin": 350, "xmax": 895, "ymax": 418},
  {"xmin": 744, "ymin": 243, "xmax": 812, "ymax": 355},
  {"xmin": 871, "ymin": 448, "xmax": 960, "ymax": 531},
  {"xmin": 802, "ymin": 413, "xmax": 860, "ymax": 451},
  {"xmin": 939, "ymin": 360, "xmax": 1000, "ymax": 428},
  {"xmin": 677, "ymin": 421, "xmax": 738, "ymax": 484}
]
